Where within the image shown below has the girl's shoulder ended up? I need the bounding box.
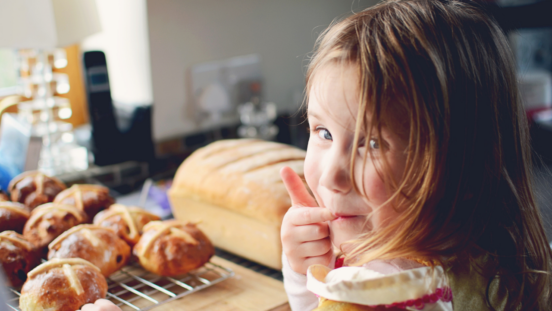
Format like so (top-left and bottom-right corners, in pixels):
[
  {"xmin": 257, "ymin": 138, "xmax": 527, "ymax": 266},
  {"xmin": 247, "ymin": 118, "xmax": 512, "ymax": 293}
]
[
  {"xmin": 306, "ymin": 258, "xmax": 453, "ymax": 311},
  {"xmin": 447, "ymin": 254, "xmax": 509, "ymax": 311},
  {"xmin": 362, "ymin": 257, "xmax": 427, "ymax": 274}
]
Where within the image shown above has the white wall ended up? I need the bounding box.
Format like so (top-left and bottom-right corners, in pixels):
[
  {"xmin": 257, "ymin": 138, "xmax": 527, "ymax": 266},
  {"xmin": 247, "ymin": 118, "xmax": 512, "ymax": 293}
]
[
  {"xmin": 82, "ymin": 0, "xmax": 153, "ymax": 106},
  {"xmin": 148, "ymin": 0, "xmax": 377, "ymax": 141}
]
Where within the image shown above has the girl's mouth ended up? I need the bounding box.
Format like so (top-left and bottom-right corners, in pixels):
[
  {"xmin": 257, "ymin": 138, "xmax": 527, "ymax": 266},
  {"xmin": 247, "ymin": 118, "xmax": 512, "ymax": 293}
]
[{"xmin": 333, "ymin": 215, "xmax": 357, "ymax": 220}]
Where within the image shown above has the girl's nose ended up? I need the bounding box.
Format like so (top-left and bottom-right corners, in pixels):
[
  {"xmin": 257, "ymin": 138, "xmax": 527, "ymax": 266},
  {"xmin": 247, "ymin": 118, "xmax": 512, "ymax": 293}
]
[{"xmin": 319, "ymin": 149, "xmax": 352, "ymax": 193}]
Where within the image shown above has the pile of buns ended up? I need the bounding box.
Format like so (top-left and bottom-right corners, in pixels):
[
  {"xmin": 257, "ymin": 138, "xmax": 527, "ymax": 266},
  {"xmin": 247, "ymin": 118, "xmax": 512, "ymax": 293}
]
[{"xmin": 0, "ymin": 171, "xmax": 214, "ymax": 311}]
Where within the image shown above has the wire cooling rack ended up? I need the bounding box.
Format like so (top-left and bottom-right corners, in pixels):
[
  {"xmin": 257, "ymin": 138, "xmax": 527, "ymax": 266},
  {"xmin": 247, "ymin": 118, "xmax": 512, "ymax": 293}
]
[{"xmin": 6, "ymin": 260, "xmax": 234, "ymax": 311}]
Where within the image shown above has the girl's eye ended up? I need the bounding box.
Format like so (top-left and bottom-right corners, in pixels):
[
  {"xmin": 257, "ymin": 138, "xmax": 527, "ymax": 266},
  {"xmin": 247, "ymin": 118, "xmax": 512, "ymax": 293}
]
[
  {"xmin": 369, "ymin": 139, "xmax": 379, "ymax": 149},
  {"xmin": 317, "ymin": 128, "xmax": 333, "ymax": 141}
]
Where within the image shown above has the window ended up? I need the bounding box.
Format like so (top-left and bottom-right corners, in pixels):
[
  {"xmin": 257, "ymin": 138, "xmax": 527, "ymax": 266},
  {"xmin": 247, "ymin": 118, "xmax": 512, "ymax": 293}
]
[{"xmin": 0, "ymin": 49, "xmax": 18, "ymax": 96}]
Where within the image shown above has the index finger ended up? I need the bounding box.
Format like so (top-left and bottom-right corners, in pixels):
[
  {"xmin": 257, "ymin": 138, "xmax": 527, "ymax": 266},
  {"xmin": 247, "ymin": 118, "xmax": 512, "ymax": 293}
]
[{"xmin": 280, "ymin": 166, "xmax": 318, "ymax": 208}]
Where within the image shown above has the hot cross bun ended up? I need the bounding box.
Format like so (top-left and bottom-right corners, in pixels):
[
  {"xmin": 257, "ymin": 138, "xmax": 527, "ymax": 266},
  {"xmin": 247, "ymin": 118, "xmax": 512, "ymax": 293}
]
[
  {"xmin": 93, "ymin": 204, "xmax": 161, "ymax": 246},
  {"xmin": 19, "ymin": 258, "xmax": 107, "ymax": 311},
  {"xmin": 48, "ymin": 224, "xmax": 131, "ymax": 277},
  {"xmin": 133, "ymin": 220, "xmax": 214, "ymax": 276},
  {"xmin": 8, "ymin": 171, "xmax": 66, "ymax": 209},
  {"xmin": 54, "ymin": 184, "xmax": 115, "ymax": 221},
  {"xmin": 0, "ymin": 231, "xmax": 39, "ymax": 287},
  {"xmin": 23, "ymin": 203, "xmax": 87, "ymax": 257},
  {"xmin": 0, "ymin": 201, "xmax": 31, "ymax": 233}
]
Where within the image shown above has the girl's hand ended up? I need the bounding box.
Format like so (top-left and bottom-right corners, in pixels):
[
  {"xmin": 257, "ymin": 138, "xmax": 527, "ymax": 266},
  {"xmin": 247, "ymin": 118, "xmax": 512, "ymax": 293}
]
[
  {"xmin": 280, "ymin": 166, "xmax": 336, "ymax": 275},
  {"xmin": 80, "ymin": 299, "xmax": 122, "ymax": 311}
]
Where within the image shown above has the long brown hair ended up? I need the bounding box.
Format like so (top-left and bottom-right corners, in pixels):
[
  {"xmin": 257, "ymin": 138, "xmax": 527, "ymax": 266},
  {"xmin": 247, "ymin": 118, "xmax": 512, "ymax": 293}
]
[{"xmin": 306, "ymin": 0, "xmax": 552, "ymax": 309}]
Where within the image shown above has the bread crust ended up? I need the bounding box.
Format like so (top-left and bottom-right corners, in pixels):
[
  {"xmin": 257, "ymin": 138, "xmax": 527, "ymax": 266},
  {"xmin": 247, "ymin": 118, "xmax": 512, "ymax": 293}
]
[
  {"xmin": 54, "ymin": 184, "xmax": 115, "ymax": 221},
  {"xmin": 48, "ymin": 224, "xmax": 131, "ymax": 277},
  {"xmin": 93, "ymin": 204, "xmax": 161, "ymax": 246},
  {"xmin": 133, "ymin": 220, "xmax": 214, "ymax": 276},
  {"xmin": 0, "ymin": 231, "xmax": 39, "ymax": 287},
  {"xmin": 0, "ymin": 201, "xmax": 31, "ymax": 233},
  {"xmin": 20, "ymin": 258, "xmax": 107, "ymax": 311},
  {"xmin": 169, "ymin": 139, "xmax": 306, "ymax": 225},
  {"xmin": 8, "ymin": 171, "xmax": 66, "ymax": 209},
  {"xmin": 23, "ymin": 203, "xmax": 87, "ymax": 257}
]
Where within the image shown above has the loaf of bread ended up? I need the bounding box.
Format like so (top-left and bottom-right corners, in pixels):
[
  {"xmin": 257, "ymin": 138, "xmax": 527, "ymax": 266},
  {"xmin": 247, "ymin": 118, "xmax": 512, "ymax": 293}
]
[
  {"xmin": 169, "ymin": 139, "xmax": 306, "ymax": 269},
  {"xmin": 170, "ymin": 139, "xmax": 305, "ymax": 225}
]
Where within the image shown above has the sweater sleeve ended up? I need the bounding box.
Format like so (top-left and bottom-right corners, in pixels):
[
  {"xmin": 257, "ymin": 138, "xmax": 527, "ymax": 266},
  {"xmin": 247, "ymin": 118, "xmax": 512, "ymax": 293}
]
[{"xmin": 282, "ymin": 253, "xmax": 319, "ymax": 311}]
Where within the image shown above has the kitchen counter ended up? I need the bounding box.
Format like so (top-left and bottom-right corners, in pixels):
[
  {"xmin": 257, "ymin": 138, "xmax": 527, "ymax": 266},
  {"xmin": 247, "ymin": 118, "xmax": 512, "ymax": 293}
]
[{"xmin": 118, "ymin": 256, "xmax": 291, "ymax": 311}]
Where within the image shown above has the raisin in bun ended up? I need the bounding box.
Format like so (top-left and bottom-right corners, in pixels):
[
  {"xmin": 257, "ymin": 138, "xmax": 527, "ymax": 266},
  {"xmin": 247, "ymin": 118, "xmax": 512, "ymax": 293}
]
[
  {"xmin": 93, "ymin": 204, "xmax": 161, "ymax": 246},
  {"xmin": 20, "ymin": 258, "xmax": 107, "ymax": 311},
  {"xmin": 0, "ymin": 231, "xmax": 39, "ymax": 287},
  {"xmin": 54, "ymin": 184, "xmax": 115, "ymax": 221},
  {"xmin": 133, "ymin": 220, "xmax": 214, "ymax": 276},
  {"xmin": 48, "ymin": 224, "xmax": 130, "ymax": 277},
  {"xmin": 8, "ymin": 171, "xmax": 66, "ymax": 209},
  {"xmin": 23, "ymin": 203, "xmax": 87, "ymax": 257},
  {"xmin": 0, "ymin": 201, "xmax": 31, "ymax": 233}
]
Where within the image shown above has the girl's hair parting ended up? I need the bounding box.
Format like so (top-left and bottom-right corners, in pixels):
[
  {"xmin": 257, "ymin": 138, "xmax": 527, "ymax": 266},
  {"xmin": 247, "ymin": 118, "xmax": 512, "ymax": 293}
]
[{"xmin": 306, "ymin": 0, "xmax": 552, "ymax": 309}]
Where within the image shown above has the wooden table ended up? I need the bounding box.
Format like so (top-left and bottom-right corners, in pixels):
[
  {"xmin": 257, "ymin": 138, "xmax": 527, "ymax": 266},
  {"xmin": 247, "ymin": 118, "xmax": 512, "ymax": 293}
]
[{"xmin": 117, "ymin": 256, "xmax": 291, "ymax": 311}]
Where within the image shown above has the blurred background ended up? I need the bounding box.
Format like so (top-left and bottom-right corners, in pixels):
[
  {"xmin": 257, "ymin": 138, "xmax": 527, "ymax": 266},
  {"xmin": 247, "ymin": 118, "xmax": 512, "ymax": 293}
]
[{"xmin": 0, "ymin": 0, "xmax": 551, "ymax": 236}]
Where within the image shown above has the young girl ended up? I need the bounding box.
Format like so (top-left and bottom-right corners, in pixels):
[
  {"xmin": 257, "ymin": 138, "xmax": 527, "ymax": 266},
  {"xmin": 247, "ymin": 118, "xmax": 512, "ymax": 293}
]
[{"xmin": 280, "ymin": 0, "xmax": 552, "ymax": 310}]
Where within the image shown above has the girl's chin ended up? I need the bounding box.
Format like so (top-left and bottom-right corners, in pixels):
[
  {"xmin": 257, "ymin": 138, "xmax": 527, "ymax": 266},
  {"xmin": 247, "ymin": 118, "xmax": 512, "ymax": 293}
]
[
  {"xmin": 329, "ymin": 217, "xmax": 371, "ymax": 252},
  {"xmin": 330, "ymin": 230, "xmax": 363, "ymax": 251},
  {"xmin": 333, "ymin": 240, "xmax": 357, "ymax": 253}
]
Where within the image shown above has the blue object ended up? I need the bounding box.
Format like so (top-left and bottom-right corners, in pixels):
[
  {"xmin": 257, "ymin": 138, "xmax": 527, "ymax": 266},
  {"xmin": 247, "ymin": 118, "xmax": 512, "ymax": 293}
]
[
  {"xmin": 0, "ymin": 158, "xmax": 20, "ymax": 191},
  {"xmin": 0, "ymin": 114, "xmax": 31, "ymax": 191}
]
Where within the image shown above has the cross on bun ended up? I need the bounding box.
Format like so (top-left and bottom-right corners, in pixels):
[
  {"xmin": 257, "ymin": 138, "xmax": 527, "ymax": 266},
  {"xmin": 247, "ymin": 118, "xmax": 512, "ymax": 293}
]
[
  {"xmin": 133, "ymin": 220, "xmax": 214, "ymax": 276},
  {"xmin": 0, "ymin": 231, "xmax": 39, "ymax": 287},
  {"xmin": 93, "ymin": 204, "xmax": 161, "ymax": 246},
  {"xmin": 8, "ymin": 171, "xmax": 66, "ymax": 209},
  {"xmin": 20, "ymin": 258, "xmax": 107, "ymax": 311},
  {"xmin": 54, "ymin": 184, "xmax": 115, "ymax": 221},
  {"xmin": 48, "ymin": 224, "xmax": 131, "ymax": 277},
  {"xmin": 0, "ymin": 201, "xmax": 31, "ymax": 233},
  {"xmin": 23, "ymin": 203, "xmax": 87, "ymax": 257}
]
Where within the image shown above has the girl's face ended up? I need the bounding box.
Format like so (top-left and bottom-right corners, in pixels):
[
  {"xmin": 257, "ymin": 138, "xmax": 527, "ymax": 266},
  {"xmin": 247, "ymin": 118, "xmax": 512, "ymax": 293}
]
[{"xmin": 305, "ymin": 64, "xmax": 409, "ymax": 252}]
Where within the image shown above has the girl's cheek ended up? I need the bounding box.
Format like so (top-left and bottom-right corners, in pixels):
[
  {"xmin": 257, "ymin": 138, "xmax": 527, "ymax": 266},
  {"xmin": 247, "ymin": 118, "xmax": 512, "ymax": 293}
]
[
  {"xmin": 304, "ymin": 149, "xmax": 320, "ymax": 192},
  {"xmin": 353, "ymin": 158, "xmax": 371, "ymax": 197},
  {"xmin": 356, "ymin": 163, "xmax": 386, "ymax": 200}
]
